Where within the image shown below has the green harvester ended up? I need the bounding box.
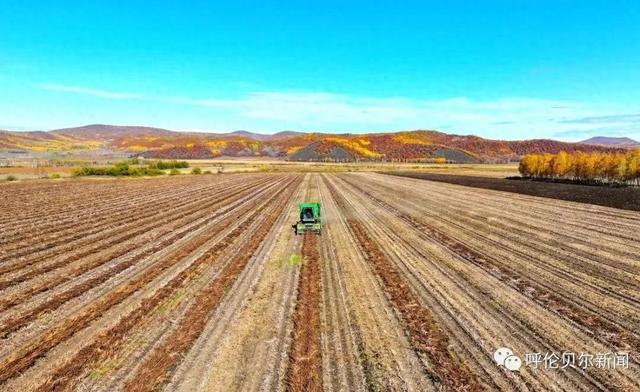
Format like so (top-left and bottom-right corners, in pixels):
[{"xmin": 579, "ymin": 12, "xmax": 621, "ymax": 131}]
[{"xmin": 293, "ymin": 202, "xmax": 322, "ymax": 235}]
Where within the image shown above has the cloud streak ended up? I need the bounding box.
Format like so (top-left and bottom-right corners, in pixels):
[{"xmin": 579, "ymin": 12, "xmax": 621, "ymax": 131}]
[
  {"xmin": 37, "ymin": 83, "xmax": 640, "ymax": 140},
  {"xmin": 169, "ymin": 92, "xmax": 639, "ymax": 140},
  {"xmin": 558, "ymin": 114, "xmax": 640, "ymax": 124},
  {"xmin": 40, "ymin": 83, "xmax": 143, "ymax": 99}
]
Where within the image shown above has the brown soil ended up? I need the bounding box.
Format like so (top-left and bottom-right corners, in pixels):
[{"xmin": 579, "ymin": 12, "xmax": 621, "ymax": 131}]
[
  {"xmin": 326, "ymin": 179, "xmax": 481, "ymax": 391},
  {"xmin": 386, "ymin": 172, "xmax": 640, "ymax": 211},
  {"xmin": 286, "ymin": 232, "xmax": 323, "ymax": 392},
  {"xmin": 33, "ymin": 177, "xmax": 295, "ymax": 391},
  {"xmin": 342, "ymin": 175, "xmax": 640, "ymax": 358},
  {"xmin": 1, "ymin": 172, "xmax": 638, "ymax": 391},
  {"xmin": 123, "ymin": 179, "xmax": 298, "ymax": 391}
]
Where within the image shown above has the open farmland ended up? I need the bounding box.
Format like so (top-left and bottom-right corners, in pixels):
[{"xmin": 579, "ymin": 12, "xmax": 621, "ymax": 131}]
[{"xmin": 0, "ymin": 173, "xmax": 639, "ymax": 391}]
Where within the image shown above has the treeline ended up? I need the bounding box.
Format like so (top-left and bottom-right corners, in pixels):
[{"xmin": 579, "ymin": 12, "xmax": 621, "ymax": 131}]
[
  {"xmin": 519, "ymin": 150, "xmax": 640, "ymax": 185},
  {"xmin": 146, "ymin": 160, "xmax": 189, "ymax": 170},
  {"xmin": 73, "ymin": 160, "xmax": 190, "ymax": 177}
]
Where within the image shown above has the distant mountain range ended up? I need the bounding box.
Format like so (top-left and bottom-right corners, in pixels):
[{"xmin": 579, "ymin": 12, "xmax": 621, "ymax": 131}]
[
  {"xmin": 579, "ymin": 136, "xmax": 640, "ymax": 148},
  {"xmin": 226, "ymin": 130, "xmax": 304, "ymax": 141},
  {"xmin": 0, "ymin": 124, "xmax": 630, "ymax": 163}
]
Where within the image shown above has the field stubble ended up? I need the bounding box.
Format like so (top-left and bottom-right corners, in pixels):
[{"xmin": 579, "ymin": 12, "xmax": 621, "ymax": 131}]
[{"xmin": 0, "ymin": 172, "xmax": 638, "ymax": 391}]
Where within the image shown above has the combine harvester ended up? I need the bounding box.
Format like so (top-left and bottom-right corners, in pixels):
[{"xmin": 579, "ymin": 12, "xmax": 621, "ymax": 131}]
[{"xmin": 293, "ymin": 202, "xmax": 322, "ymax": 235}]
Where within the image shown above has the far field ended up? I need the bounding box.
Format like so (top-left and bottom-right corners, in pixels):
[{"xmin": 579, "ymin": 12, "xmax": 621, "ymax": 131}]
[
  {"xmin": 0, "ymin": 173, "xmax": 638, "ymax": 391},
  {"xmin": 0, "ymin": 158, "xmax": 519, "ymax": 180},
  {"xmin": 389, "ymin": 171, "xmax": 640, "ymax": 211}
]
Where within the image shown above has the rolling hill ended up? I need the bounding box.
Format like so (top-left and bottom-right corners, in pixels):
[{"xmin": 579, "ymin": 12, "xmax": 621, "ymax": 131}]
[
  {"xmin": 579, "ymin": 136, "xmax": 640, "ymax": 148},
  {"xmin": 0, "ymin": 125, "xmax": 626, "ymax": 162}
]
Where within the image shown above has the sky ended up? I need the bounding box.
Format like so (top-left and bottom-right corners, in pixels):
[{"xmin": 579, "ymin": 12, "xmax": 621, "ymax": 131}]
[{"xmin": 1, "ymin": 0, "xmax": 639, "ymax": 140}]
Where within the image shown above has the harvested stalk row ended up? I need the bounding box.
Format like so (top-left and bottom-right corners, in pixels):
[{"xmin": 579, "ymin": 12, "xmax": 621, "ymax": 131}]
[
  {"xmin": 0, "ymin": 176, "xmax": 256, "ymax": 265},
  {"xmin": 0, "ymin": 177, "xmax": 264, "ymax": 279},
  {"xmin": 285, "ymin": 232, "xmax": 323, "ymax": 392},
  {"xmin": 31, "ymin": 177, "xmax": 297, "ymax": 392},
  {"xmin": 2, "ymin": 172, "xmax": 638, "ymax": 391},
  {"xmin": 326, "ymin": 178, "xmax": 481, "ymax": 392},
  {"xmin": 123, "ymin": 177, "xmax": 299, "ymax": 392},
  {"xmin": 0, "ymin": 178, "xmax": 291, "ymax": 385},
  {"xmin": 344, "ymin": 177, "xmax": 640, "ymax": 359},
  {"xmin": 0, "ymin": 179, "xmax": 280, "ymax": 338},
  {"xmin": 347, "ymin": 219, "xmax": 481, "ymax": 391}
]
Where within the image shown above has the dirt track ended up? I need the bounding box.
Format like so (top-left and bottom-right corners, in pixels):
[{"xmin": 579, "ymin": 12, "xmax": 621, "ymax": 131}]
[{"xmin": 0, "ymin": 173, "xmax": 638, "ymax": 391}]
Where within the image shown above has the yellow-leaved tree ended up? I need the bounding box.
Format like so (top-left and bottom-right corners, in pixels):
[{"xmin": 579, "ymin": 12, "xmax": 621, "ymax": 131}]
[{"xmin": 519, "ymin": 149, "xmax": 640, "ymax": 185}]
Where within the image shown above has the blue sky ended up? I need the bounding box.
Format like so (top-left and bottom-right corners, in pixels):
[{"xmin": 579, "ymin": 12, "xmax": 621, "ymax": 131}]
[{"xmin": 1, "ymin": 1, "xmax": 639, "ymax": 140}]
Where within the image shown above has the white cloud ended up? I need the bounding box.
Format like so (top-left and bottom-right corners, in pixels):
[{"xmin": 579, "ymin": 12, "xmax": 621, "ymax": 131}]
[
  {"xmin": 166, "ymin": 92, "xmax": 639, "ymax": 140},
  {"xmin": 36, "ymin": 83, "xmax": 640, "ymax": 140},
  {"xmin": 40, "ymin": 83, "xmax": 143, "ymax": 99}
]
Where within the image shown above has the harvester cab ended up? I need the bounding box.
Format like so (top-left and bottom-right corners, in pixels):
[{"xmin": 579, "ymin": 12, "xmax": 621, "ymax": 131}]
[{"xmin": 293, "ymin": 202, "xmax": 322, "ymax": 235}]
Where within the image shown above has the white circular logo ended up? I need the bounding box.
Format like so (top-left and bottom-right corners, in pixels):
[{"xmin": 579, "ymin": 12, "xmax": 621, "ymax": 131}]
[
  {"xmin": 494, "ymin": 347, "xmax": 513, "ymax": 366},
  {"xmin": 504, "ymin": 355, "xmax": 522, "ymax": 371}
]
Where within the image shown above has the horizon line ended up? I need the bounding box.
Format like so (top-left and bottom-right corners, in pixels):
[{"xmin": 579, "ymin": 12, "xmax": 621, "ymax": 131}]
[{"xmin": 3, "ymin": 123, "xmax": 636, "ymax": 143}]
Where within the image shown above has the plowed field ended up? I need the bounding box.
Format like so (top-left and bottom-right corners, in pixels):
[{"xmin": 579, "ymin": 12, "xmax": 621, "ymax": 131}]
[{"xmin": 1, "ymin": 173, "xmax": 638, "ymax": 391}]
